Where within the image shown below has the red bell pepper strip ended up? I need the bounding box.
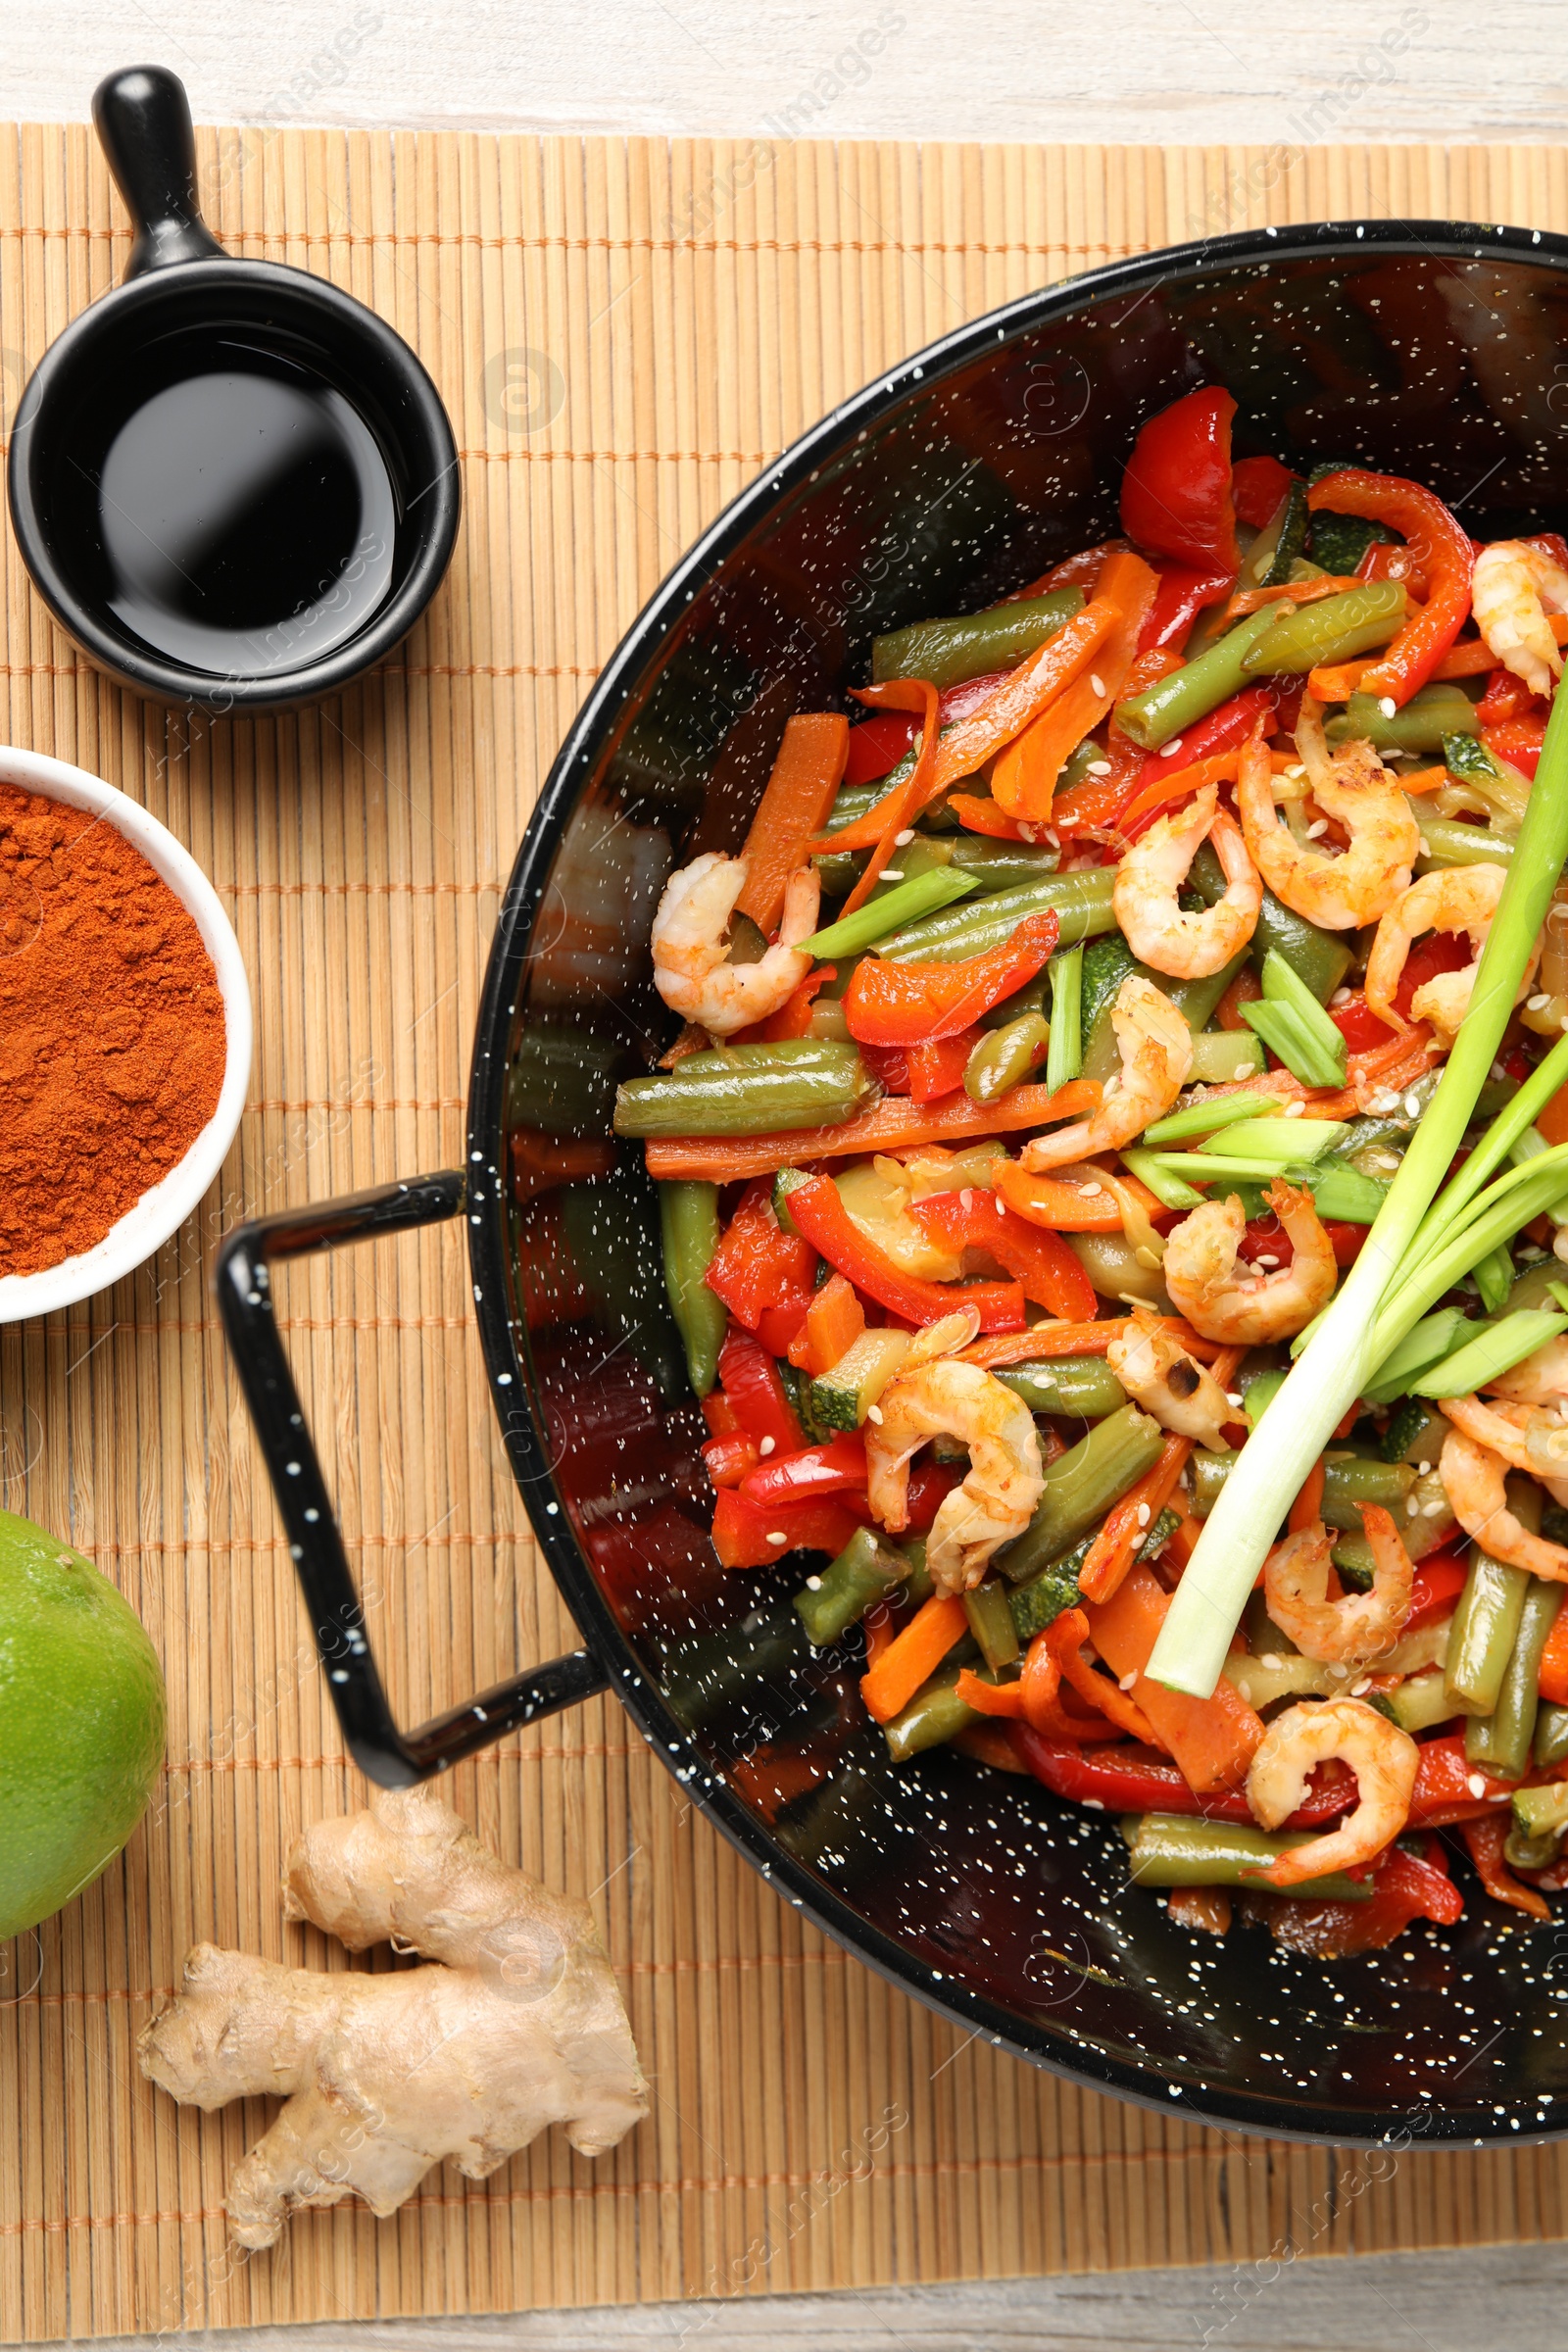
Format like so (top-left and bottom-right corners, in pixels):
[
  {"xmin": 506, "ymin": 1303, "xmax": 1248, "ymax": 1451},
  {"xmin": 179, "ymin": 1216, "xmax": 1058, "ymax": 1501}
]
[
  {"xmin": 842, "ymin": 711, "xmax": 920, "ymax": 787},
  {"xmin": 944, "ymin": 792, "xmax": 1041, "ymax": 842},
  {"xmin": 863, "ymin": 1028, "xmax": 985, "ymax": 1102},
  {"xmin": 1138, "ymin": 684, "xmax": 1278, "ymax": 792},
  {"xmin": 843, "ymin": 909, "xmax": 1059, "ymax": 1047},
  {"xmin": 1230, "ymin": 453, "xmax": 1299, "ymax": 530},
  {"xmin": 904, "ymin": 1457, "xmax": 963, "ymax": 1533},
  {"xmin": 705, "ymin": 1178, "xmax": 817, "ymax": 1330},
  {"xmin": 1326, "ymin": 989, "xmax": 1398, "ymax": 1054},
  {"xmin": 1304, "ymin": 469, "xmax": 1474, "ymax": 706},
  {"xmin": 1476, "ymin": 666, "xmax": 1540, "ymax": 727},
  {"xmin": 1405, "ymin": 1734, "xmax": 1517, "ymax": 1829},
  {"xmin": 710, "ymin": 1489, "xmax": 865, "ymax": 1570},
  {"xmin": 1120, "ymin": 387, "xmax": 1241, "ymax": 571},
  {"xmin": 1138, "ymin": 562, "xmax": 1235, "ymax": 653},
  {"xmin": 741, "ymin": 964, "xmax": 837, "ymax": 1045},
  {"xmin": 1402, "ymin": 1551, "xmax": 1468, "ymax": 1634},
  {"xmin": 1463, "ymin": 1814, "xmax": 1551, "ymax": 1919},
  {"xmin": 755, "ymin": 1298, "xmax": 812, "ymax": 1356},
  {"xmin": 739, "ymin": 1432, "xmax": 868, "ymax": 1509},
  {"xmin": 702, "ymin": 1431, "xmax": 760, "ymax": 1489},
  {"xmin": 1539, "ymin": 1596, "xmax": 1568, "ymax": 1704},
  {"xmin": 717, "ymin": 1323, "xmax": 803, "ymax": 1455},
  {"xmin": 1015, "ymin": 1733, "xmax": 1355, "ymax": 1826},
  {"xmin": 1485, "ymin": 716, "xmax": 1545, "ymax": 780},
  {"xmin": 783, "ymin": 1174, "xmax": 1025, "ymax": 1332},
  {"xmin": 908, "ymin": 1187, "xmax": 1097, "ymax": 1320}
]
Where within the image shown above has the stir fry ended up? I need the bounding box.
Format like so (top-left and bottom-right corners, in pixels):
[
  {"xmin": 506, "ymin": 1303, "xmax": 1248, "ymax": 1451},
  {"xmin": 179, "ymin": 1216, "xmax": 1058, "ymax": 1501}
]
[{"xmin": 613, "ymin": 384, "xmax": 1568, "ymax": 1958}]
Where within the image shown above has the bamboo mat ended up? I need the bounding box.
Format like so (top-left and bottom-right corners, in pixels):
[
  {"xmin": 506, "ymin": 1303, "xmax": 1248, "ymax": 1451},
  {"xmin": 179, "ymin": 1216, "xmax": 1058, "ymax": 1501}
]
[{"xmin": 4, "ymin": 122, "xmax": 1568, "ymax": 2344}]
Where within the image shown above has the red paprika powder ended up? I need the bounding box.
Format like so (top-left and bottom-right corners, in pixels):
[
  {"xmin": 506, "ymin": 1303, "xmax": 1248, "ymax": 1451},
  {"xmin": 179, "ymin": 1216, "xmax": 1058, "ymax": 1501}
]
[{"xmin": 0, "ymin": 782, "xmax": 227, "ymax": 1279}]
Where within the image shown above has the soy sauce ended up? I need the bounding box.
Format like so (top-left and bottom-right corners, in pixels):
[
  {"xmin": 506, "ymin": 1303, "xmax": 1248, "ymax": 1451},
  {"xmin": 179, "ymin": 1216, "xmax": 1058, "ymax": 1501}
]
[{"xmin": 96, "ymin": 343, "xmax": 396, "ymax": 679}]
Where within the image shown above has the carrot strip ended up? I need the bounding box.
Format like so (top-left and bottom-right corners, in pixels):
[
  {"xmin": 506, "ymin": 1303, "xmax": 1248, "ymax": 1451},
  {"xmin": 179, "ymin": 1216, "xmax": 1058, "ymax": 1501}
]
[
  {"xmin": 961, "ymin": 1317, "xmax": 1223, "ymax": 1368},
  {"xmin": 1085, "ymin": 1561, "xmax": 1265, "ymax": 1792},
  {"xmin": 789, "ymin": 1271, "xmax": 865, "ymax": 1378},
  {"xmin": 860, "ymin": 1592, "xmax": 969, "ymax": 1723},
  {"xmin": 863, "ymin": 1606, "xmax": 895, "ymax": 1671},
  {"xmin": 946, "ymin": 791, "xmax": 1041, "ymax": 841},
  {"xmin": 1077, "ymin": 1431, "xmax": 1198, "ymax": 1607},
  {"xmin": 990, "ymin": 553, "xmax": 1159, "ymax": 820},
  {"xmin": 641, "ymin": 1076, "xmax": 1102, "ymax": 1183},
  {"xmin": 736, "ymin": 713, "xmax": 851, "ymax": 935},
  {"xmin": 921, "ymin": 600, "xmax": 1118, "ymax": 808},
  {"xmin": 1225, "ymin": 574, "xmax": 1361, "ymax": 618},
  {"xmin": 1046, "ymin": 1608, "xmax": 1166, "ymax": 1745},
  {"xmin": 1289, "ymin": 1458, "xmax": 1327, "ymax": 1536},
  {"xmin": 1541, "ymin": 1599, "xmax": 1568, "ymax": 1703},
  {"xmin": 838, "ymin": 682, "xmax": 940, "ymax": 914},
  {"xmin": 1109, "ymin": 749, "xmax": 1241, "ymax": 843},
  {"xmin": 956, "ymin": 1666, "xmax": 1027, "ymax": 1718}
]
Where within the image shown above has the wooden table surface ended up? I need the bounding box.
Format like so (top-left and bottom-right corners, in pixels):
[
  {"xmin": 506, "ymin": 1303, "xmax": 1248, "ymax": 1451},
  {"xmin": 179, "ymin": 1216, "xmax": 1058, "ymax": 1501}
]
[{"xmin": 5, "ymin": 3, "xmax": 1567, "ymax": 2344}]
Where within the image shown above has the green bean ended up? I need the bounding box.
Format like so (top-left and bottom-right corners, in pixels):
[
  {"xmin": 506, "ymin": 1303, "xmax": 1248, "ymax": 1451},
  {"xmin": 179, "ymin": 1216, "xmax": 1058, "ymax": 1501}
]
[
  {"xmin": 657, "ymin": 1180, "xmax": 728, "ymax": 1397},
  {"xmin": 883, "ymin": 1659, "xmax": 984, "ymax": 1761},
  {"xmin": 998, "ymin": 1404, "xmax": 1165, "ymax": 1584},
  {"xmin": 963, "ymin": 1579, "xmax": 1022, "ymax": 1672},
  {"xmin": 660, "ymin": 1606, "xmax": 806, "ymax": 1732},
  {"xmin": 1188, "ymin": 841, "xmax": 1351, "ymax": 1000},
  {"xmin": 801, "ymin": 868, "xmax": 978, "ymax": 957},
  {"xmin": 965, "ymin": 1013, "xmax": 1051, "ymax": 1103},
  {"xmin": 1045, "ymin": 945, "xmax": 1084, "ymax": 1092},
  {"xmin": 614, "ymin": 1041, "xmax": 880, "ymax": 1138},
  {"xmin": 877, "ymin": 868, "xmax": 1118, "ymax": 962},
  {"xmin": 992, "ymin": 1356, "xmax": 1129, "ymax": 1419},
  {"xmin": 1241, "ymin": 579, "xmax": 1407, "ymax": 675},
  {"xmin": 1413, "ymin": 815, "xmax": 1514, "ymax": 874},
  {"xmin": 1467, "ymin": 1577, "xmax": 1563, "ymax": 1781},
  {"xmin": 1124, "ymin": 1813, "xmax": 1374, "ymax": 1899},
  {"xmin": 822, "ymin": 778, "xmax": 898, "ymax": 835},
  {"xmin": 794, "ymin": 1526, "xmax": 912, "ymax": 1647},
  {"xmin": 1114, "ymin": 607, "xmax": 1281, "ymax": 750},
  {"xmin": 1188, "ymin": 1450, "xmax": 1415, "ymax": 1526},
  {"xmin": 1324, "ymin": 683, "xmax": 1480, "ymax": 755},
  {"xmin": 948, "ymin": 836, "xmax": 1064, "ymax": 891},
  {"xmin": 872, "ymin": 586, "xmax": 1085, "ymax": 692},
  {"xmin": 813, "ymin": 849, "xmax": 863, "ymax": 899},
  {"xmin": 1536, "ymin": 1701, "xmax": 1568, "ymax": 1770},
  {"xmin": 1447, "ymin": 1547, "xmax": 1531, "ymax": 1717},
  {"xmin": 869, "ymin": 835, "xmax": 956, "ymax": 894}
]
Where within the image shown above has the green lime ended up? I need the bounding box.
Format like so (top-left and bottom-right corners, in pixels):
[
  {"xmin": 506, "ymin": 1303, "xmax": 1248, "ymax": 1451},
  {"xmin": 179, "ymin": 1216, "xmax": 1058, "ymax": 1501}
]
[{"xmin": 0, "ymin": 1509, "xmax": 166, "ymax": 1941}]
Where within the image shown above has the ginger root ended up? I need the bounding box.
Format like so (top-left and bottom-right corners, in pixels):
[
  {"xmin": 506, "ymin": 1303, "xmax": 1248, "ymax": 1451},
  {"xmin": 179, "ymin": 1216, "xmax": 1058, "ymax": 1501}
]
[{"xmin": 138, "ymin": 1786, "xmax": 647, "ymax": 2248}]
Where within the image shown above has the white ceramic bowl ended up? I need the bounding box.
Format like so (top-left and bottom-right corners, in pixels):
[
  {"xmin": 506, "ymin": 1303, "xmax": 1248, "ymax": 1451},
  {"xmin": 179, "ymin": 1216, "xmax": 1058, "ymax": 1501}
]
[{"xmin": 0, "ymin": 746, "xmax": 252, "ymax": 1322}]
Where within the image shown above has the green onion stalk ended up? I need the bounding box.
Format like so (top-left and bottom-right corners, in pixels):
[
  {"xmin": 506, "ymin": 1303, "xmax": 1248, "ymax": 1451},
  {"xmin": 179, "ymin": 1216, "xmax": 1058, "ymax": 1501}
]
[{"xmin": 1148, "ymin": 685, "xmax": 1568, "ymax": 1701}]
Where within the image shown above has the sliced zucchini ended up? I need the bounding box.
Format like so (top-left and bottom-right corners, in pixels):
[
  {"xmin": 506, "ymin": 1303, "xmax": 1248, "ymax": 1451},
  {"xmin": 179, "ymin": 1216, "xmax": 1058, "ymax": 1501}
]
[
  {"xmin": 809, "ymin": 1328, "xmax": 912, "ymax": 1430},
  {"xmin": 1386, "ymin": 1669, "xmax": 1458, "ymax": 1736}
]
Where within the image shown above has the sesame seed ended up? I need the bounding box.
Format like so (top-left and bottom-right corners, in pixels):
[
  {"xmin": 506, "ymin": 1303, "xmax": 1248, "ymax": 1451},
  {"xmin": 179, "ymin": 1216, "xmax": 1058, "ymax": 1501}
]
[
  {"xmin": 1090, "ymin": 674, "xmax": 1106, "ymax": 698},
  {"xmin": 1467, "ymin": 1772, "xmax": 1488, "ymax": 1798},
  {"xmin": 866, "ymin": 1404, "xmax": 884, "ymax": 1425},
  {"xmin": 1137, "ymin": 1502, "xmax": 1152, "ymax": 1526},
  {"xmin": 1256, "ymin": 1254, "xmax": 1280, "ymax": 1268},
  {"xmin": 1422, "ymin": 1497, "xmax": 1446, "ymax": 1514},
  {"xmin": 959, "ymin": 1188, "xmax": 974, "ymax": 1208},
  {"xmin": 1404, "ymin": 1092, "xmax": 1422, "ymax": 1116},
  {"xmin": 1161, "ymin": 736, "xmax": 1184, "ymax": 758},
  {"xmin": 1285, "ymin": 1099, "xmax": 1305, "ymax": 1116},
  {"xmin": 1119, "ymin": 1671, "xmax": 1138, "ymax": 1691},
  {"xmin": 880, "ymin": 867, "xmax": 904, "ymax": 880},
  {"xmin": 1087, "ymin": 760, "xmax": 1113, "ymax": 776},
  {"xmin": 1261, "ymin": 1653, "xmax": 1282, "ymax": 1671},
  {"xmin": 1306, "ymin": 818, "xmax": 1329, "ymax": 839},
  {"xmin": 806, "ymin": 1575, "xmax": 822, "ymax": 1590},
  {"xmin": 766, "ymin": 1532, "xmax": 788, "ymax": 1545},
  {"xmin": 1080, "ymin": 1181, "xmax": 1103, "ymax": 1196},
  {"xmin": 1406, "ymin": 1497, "xmax": 1420, "ymax": 1517},
  {"xmin": 1331, "ymin": 988, "xmax": 1353, "ymax": 1004},
  {"xmin": 759, "ymin": 1436, "xmax": 776, "ymax": 1456},
  {"xmin": 1350, "ymin": 1677, "xmax": 1372, "ymax": 1695},
  {"xmin": 895, "ymin": 828, "xmax": 915, "ymax": 845},
  {"xmin": 1226, "ymin": 1392, "xmax": 1245, "ymax": 1407},
  {"xmin": 1530, "ymin": 994, "xmax": 1551, "ymax": 1011},
  {"xmin": 1379, "ymin": 696, "xmax": 1397, "ymax": 718},
  {"xmin": 1419, "ymin": 838, "xmax": 1433, "ymax": 857}
]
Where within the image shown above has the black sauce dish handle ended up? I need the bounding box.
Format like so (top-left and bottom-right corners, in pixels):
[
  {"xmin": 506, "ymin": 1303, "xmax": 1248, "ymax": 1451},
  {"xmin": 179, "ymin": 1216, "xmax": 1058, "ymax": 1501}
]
[
  {"xmin": 215, "ymin": 1173, "xmax": 610, "ymax": 1789},
  {"xmin": 92, "ymin": 63, "xmax": 225, "ymax": 279}
]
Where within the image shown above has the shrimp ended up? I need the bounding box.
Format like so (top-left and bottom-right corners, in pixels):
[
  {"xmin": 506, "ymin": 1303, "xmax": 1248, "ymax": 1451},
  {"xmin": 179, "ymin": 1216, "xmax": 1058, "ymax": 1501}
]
[
  {"xmin": 1105, "ymin": 1308, "xmax": 1232, "ymax": 1446},
  {"xmin": 1112, "ymin": 785, "xmax": 1261, "ymax": 979},
  {"xmin": 1262, "ymin": 1506, "xmax": 1413, "ymax": 1666},
  {"xmin": 1160, "ymin": 1178, "xmax": 1336, "ymax": 1346},
  {"xmin": 1364, "ymin": 863, "xmax": 1539, "ymax": 1046},
  {"xmin": 1438, "ymin": 1425, "xmax": 1568, "ymax": 1581},
  {"xmin": 864, "ymin": 1359, "xmax": 1044, "ymax": 1595},
  {"xmin": 1246, "ymin": 1697, "xmax": 1419, "ymax": 1889},
  {"xmin": 1439, "ymin": 1392, "xmax": 1568, "ymax": 1492},
  {"xmin": 1486, "ymin": 1331, "xmax": 1568, "ymax": 1409},
  {"xmin": 1471, "ymin": 538, "xmax": 1568, "ymax": 700},
  {"xmin": 1019, "ymin": 976, "xmax": 1191, "ymax": 1174},
  {"xmin": 1236, "ymin": 714, "xmax": 1418, "ymax": 930},
  {"xmin": 650, "ymin": 852, "xmax": 819, "ymax": 1036}
]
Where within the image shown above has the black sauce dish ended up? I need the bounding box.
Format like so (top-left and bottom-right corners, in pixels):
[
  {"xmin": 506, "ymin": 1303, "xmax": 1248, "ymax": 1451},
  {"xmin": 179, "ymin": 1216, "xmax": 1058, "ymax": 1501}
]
[
  {"xmin": 218, "ymin": 219, "xmax": 1568, "ymax": 2146},
  {"xmin": 7, "ymin": 65, "xmax": 460, "ymax": 713}
]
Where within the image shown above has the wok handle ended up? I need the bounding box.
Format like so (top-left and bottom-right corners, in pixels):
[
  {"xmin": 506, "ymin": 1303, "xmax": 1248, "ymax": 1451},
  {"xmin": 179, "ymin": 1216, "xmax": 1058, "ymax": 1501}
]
[
  {"xmin": 92, "ymin": 64, "xmax": 225, "ymax": 279},
  {"xmin": 215, "ymin": 1172, "xmax": 609, "ymax": 1788}
]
